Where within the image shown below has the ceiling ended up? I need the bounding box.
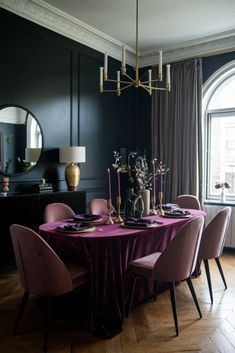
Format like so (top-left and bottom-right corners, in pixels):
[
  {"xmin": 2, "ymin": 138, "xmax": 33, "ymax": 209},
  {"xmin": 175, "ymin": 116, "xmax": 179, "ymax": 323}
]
[
  {"xmin": 42, "ymin": 0, "xmax": 235, "ymax": 53},
  {"xmin": 1, "ymin": 0, "xmax": 235, "ymax": 67}
]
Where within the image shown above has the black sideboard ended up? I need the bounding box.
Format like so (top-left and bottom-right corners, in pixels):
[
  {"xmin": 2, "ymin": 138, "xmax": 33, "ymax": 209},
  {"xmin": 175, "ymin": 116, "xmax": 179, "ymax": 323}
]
[{"xmin": 0, "ymin": 191, "xmax": 86, "ymax": 271}]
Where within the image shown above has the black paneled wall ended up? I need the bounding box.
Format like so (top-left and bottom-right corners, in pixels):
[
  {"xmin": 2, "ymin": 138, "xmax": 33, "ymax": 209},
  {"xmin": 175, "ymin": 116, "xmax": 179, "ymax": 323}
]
[{"xmin": 0, "ymin": 8, "xmax": 147, "ymax": 208}]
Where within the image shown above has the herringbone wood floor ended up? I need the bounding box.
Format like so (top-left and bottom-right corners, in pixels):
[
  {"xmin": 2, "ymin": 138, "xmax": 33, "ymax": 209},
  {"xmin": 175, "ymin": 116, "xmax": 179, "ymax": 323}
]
[{"xmin": 1, "ymin": 250, "xmax": 235, "ymax": 353}]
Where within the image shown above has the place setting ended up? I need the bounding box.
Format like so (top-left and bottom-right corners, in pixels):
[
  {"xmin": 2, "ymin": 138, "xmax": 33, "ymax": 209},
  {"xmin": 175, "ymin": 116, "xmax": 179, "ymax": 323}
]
[
  {"xmin": 57, "ymin": 214, "xmax": 103, "ymax": 234},
  {"xmin": 161, "ymin": 209, "xmax": 192, "ymax": 218},
  {"xmin": 57, "ymin": 222, "xmax": 96, "ymax": 234},
  {"xmin": 73, "ymin": 213, "xmax": 103, "ymax": 223},
  {"xmin": 121, "ymin": 217, "xmax": 163, "ymax": 229}
]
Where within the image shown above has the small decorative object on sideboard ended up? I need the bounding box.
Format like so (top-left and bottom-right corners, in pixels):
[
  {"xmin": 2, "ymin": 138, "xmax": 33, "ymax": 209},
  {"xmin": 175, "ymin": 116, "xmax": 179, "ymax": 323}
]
[
  {"xmin": 215, "ymin": 182, "xmax": 230, "ymax": 203},
  {"xmin": 37, "ymin": 178, "xmax": 53, "ymax": 193}
]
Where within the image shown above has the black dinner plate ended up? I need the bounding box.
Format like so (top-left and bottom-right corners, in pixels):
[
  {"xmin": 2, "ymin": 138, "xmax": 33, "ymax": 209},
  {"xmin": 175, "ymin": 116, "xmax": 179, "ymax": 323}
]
[
  {"xmin": 57, "ymin": 223, "xmax": 95, "ymax": 233},
  {"xmin": 121, "ymin": 222, "xmax": 159, "ymax": 229},
  {"xmin": 163, "ymin": 210, "xmax": 192, "ymax": 218}
]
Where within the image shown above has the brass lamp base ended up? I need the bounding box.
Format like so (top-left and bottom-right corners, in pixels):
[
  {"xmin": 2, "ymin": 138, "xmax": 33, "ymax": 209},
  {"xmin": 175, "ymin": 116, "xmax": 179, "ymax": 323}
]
[{"xmin": 65, "ymin": 163, "xmax": 80, "ymax": 191}]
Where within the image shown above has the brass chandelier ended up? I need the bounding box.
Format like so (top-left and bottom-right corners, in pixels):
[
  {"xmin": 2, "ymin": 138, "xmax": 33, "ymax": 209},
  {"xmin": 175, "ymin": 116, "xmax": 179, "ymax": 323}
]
[{"xmin": 99, "ymin": 0, "xmax": 171, "ymax": 96}]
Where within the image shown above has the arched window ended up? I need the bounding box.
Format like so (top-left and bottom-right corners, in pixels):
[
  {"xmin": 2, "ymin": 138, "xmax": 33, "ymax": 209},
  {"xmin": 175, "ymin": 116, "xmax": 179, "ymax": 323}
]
[{"xmin": 203, "ymin": 61, "xmax": 235, "ymax": 202}]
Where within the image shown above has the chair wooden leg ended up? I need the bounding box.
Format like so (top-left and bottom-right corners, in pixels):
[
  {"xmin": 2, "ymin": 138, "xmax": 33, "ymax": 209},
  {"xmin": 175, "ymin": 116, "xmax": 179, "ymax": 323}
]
[
  {"xmin": 13, "ymin": 290, "xmax": 29, "ymax": 334},
  {"xmin": 126, "ymin": 275, "xmax": 137, "ymax": 318},
  {"xmin": 204, "ymin": 259, "xmax": 213, "ymax": 303},
  {"xmin": 154, "ymin": 280, "xmax": 157, "ymax": 301},
  {"xmin": 44, "ymin": 296, "xmax": 51, "ymax": 353},
  {"xmin": 169, "ymin": 282, "xmax": 179, "ymax": 336},
  {"xmin": 186, "ymin": 277, "xmax": 202, "ymax": 318},
  {"xmin": 215, "ymin": 257, "xmax": 227, "ymax": 290}
]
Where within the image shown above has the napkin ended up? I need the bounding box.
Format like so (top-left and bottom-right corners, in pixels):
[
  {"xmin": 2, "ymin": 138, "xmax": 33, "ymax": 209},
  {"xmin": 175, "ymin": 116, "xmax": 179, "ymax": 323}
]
[
  {"xmin": 73, "ymin": 214, "xmax": 101, "ymax": 222},
  {"xmin": 58, "ymin": 223, "xmax": 92, "ymax": 232},
  {"xmin": 164, "ymin": 210, "xmax": 191, "ymax": 217},
  {"xmin": 124, "ymin": 217, "xmax": 158, "ymax": 228}
]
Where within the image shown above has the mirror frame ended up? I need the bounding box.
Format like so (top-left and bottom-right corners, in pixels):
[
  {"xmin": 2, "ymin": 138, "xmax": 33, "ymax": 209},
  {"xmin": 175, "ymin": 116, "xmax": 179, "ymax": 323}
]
[{"xmin": 0, "ymin": 104, "xmax": 43, "ymax": 177}]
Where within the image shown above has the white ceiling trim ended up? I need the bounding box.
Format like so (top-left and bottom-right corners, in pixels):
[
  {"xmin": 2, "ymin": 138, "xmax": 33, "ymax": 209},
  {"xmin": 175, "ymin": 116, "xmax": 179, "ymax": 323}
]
[{"xmin": 1, "ymin": 0, "xmax": 235, "ymax": 68}]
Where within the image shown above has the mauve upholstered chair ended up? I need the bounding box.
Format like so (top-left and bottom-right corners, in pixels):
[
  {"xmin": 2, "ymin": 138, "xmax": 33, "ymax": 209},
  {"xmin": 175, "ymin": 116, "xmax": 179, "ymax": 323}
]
[
  {"xmin": 90, "ymin": 198, "xmax": 116, "ymax": 215},
  {"xmin": 10, "ymin": 224, "xmax": 89, "ymax": 353},
  {"xmin": 128, "ymin": 216, "xmax": 204, "ymax": 336},
  {"xmin": 43, "ymin": 202, "xmax": 75, "ymax": 223},
  {"xmin": 198, "ymin": 206, "xmax": 231, "ymax": 303},
  {"xmin": 176, "ymin": 194, "xmax": 201, "ymax": 210}
]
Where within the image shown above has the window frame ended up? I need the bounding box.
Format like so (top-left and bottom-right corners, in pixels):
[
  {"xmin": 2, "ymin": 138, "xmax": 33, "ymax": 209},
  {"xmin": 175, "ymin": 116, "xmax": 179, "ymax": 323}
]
[{"xmin": 203, "ymin": 60, "xmax": 235, "ymax": 204}]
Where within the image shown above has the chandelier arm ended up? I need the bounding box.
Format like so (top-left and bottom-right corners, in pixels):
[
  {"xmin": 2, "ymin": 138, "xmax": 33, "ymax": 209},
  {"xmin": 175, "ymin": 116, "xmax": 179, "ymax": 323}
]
[
  {"xmin": 139, "ymin": 84, "xmax": 151, "ymax": 94},
  {"xmin": 105, "ymin": 78, "xmax": 121, "ymax": 83},
  {"xmin": 105, "ymin": 78, "xmax": 133, "ymax": 84},
  {"xmin": 141, "ymin": 78, "xmax": 161, "ymax": 84},
  {"xmin": 123, "ymin": 72, "xmax": 135, "ymax": 82},
  {"xmin": 140, "ymin": 83, "xmax": 168, "ymax": 91},
  {"xmin": 102, "ymin": 89, "xmax": 120, "ymax": 93},
  {"xmin": 120, "ymin": 79, "xmax": 133, "ymax": 84},
  {"xmin": 119, "ymin": 83, "xmax": 133, "ymax": 92}
]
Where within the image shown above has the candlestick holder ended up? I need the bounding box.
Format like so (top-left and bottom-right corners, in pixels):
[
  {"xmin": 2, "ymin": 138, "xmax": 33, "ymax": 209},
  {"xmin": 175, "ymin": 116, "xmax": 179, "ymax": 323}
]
[
  {"xmin": 158, "ymin": 192, "xmax": 165, "ymax": 216},
  {"xmin": 105, "ymin": 199, "xmax": 114, "ymax": 224},
  {"xmin": 114, "ymin": 196, "xmax": 123, "ymax": 223},
  {"xmin": 150, "ymin": 195, "xmax": 158, "ymax": 215}
]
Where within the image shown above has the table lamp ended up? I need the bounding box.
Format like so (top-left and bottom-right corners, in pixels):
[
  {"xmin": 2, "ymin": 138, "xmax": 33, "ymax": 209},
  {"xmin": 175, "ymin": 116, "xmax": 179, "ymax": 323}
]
[{"xmin": 59, "ymin": 146, "xmax": 86, "ymax": 191}]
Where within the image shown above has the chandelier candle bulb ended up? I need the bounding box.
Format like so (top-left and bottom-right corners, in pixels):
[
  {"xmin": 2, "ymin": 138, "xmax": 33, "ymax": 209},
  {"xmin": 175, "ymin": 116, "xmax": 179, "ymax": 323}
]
[
  {"xmin": 148, "ymin": 69, "xmax": 152, "ymax": 93},
  {"xmin": 104, "ymin": 54, "xmax": 108, "ymax": 80},
  {"xmin": 100, "ymin": 67, "xmax": 104, "ymax": 87},
  {"xmin": 117, "ymin": 71, "xmax": 121, "ymax": 93},
  {"xmin": 166, "ymin": 64, "xmax": 171, "ymax": 89},
  {"xmin": 122, "ymin": 45, "xmax": 126, "ymax": 69},
  {"xmin": 159, "ymin": 50, "xmax": 163, "ymax": 78}
]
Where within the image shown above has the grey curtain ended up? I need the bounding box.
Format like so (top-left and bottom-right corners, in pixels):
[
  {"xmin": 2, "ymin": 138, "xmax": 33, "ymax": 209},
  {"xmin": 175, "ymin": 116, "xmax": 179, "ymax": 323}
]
[{"xmin": 152, "ymin": 58, "xmax": 203, "ymax": 203}]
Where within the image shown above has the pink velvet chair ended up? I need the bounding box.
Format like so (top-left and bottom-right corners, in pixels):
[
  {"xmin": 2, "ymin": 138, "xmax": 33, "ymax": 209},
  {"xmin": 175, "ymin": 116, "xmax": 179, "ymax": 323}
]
[
  {"xmin": 10, "ymin": 224, "xmax": 89, "ymax": 353},
  {"xmin": 90, "ymin": 198, "xmax": 116, "ymax": 215},
  {"xmin": 128, "ymin": 216, "xmax": 204, "ymax": 336},
  {"xmin": 198, "ymin": 206, "xmax": 231, "ymax": 303},
  {"xmin": 176, "ymin": 194, "xmax": 201, "ymax": 210},
  {"xmin": 43, "ymin": 202, "xmax": 75, "ymax": 223}
]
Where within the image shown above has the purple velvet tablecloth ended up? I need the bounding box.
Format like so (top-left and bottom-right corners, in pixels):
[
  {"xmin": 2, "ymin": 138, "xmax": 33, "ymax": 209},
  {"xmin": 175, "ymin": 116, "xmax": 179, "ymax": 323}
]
[{"xmin": 39, "ymin": 210, "xmax": 206, "ymax": 337}]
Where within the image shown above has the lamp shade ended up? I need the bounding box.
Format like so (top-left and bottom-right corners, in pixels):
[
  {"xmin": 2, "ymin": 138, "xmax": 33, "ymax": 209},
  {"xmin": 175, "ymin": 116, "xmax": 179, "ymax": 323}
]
[
  {"xmin": 59, "ymin": 146, "xmax": 86, "ymax": 164},
  {"xmin": 25, "ymin": 148, "xmax": 41, "ymax": 162}
]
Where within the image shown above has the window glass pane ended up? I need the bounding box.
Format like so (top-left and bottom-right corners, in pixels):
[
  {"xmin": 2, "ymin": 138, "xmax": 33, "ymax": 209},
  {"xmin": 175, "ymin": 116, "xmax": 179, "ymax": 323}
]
[
  {"xmin": 208, "ymin": 75, "xmax": 235, "ymax": 109},
  {"xmin": 208, "ymin": 114, "xmax": 235, "ymax": 197}
]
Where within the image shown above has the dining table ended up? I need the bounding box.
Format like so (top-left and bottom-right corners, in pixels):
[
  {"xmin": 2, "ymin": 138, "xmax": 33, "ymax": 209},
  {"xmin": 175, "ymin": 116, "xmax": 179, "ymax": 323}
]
[{"xmin": 39, "ymin": 209, "xmax": 206, "ymax": 338}]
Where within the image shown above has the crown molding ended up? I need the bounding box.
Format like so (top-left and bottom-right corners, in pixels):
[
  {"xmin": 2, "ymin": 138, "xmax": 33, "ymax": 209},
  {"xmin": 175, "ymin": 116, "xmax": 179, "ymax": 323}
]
[
  {"xmin": 1, "ymin": 0, "xmax": 235, "ymax": 69},
  {"xmin": 141, "ymin": 31, "xmax": 235, "ymax": 68},
  {"xmin": 0, "ymin": 0, "xmax": 136, "ymax": 66}
]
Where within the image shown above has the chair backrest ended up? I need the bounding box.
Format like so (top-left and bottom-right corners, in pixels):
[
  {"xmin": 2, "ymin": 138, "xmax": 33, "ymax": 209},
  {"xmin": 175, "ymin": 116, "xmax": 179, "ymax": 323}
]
[
  {"xmin": 44, "ymin": 202, "xmax": 75, "ymax": 223},
  {"xmin": 198, "ymin": 206, "xmax": 231, "ymax": 260},
  {"xmin": 176, "ymin": 194, "xmax": 201, "ymax": 210},
  {"xmin": 10, "ymin": 224, "xmax": 73, "ymax": 296},
  {"xmin": 153, "ymin": 216, "xmax": 204, "ymax": 282},
  {"xmin": 90, "ymin": 198, "xmax": 115, "ymax": 215}
]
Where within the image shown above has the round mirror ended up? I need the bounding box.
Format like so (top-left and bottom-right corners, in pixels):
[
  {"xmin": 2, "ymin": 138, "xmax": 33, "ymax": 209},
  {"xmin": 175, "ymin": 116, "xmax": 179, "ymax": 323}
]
[{"xmin": 0, "ymin": 105, "xmax": 43, "ymax": 175}]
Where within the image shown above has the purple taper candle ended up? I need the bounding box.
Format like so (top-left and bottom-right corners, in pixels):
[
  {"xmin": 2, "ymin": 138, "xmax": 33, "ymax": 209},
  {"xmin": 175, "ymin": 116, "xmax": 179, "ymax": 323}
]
[
  {"xmin": 117, "ymin": 170, "xmax": 121, "ymax": 197},
  {"xmin": 107, "ymin": 168, "xmax": 111, "ymax": 200}
]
